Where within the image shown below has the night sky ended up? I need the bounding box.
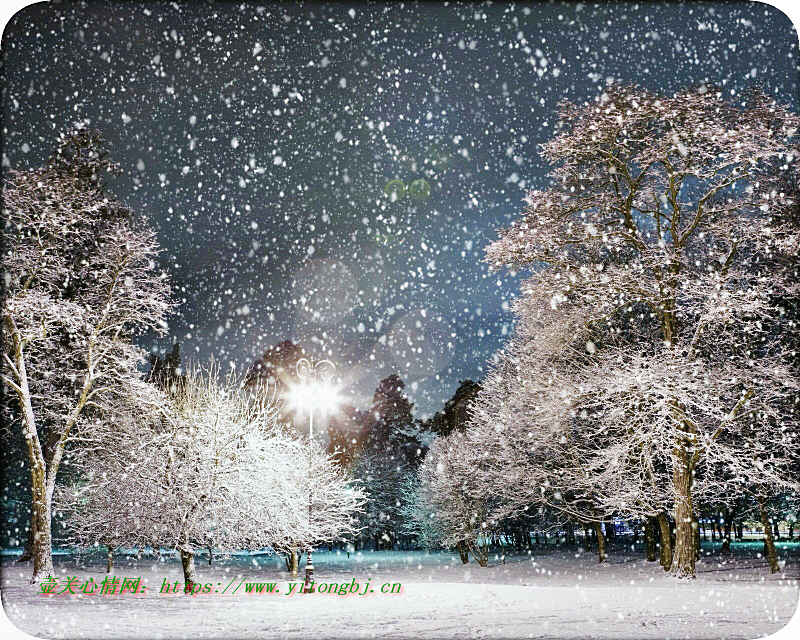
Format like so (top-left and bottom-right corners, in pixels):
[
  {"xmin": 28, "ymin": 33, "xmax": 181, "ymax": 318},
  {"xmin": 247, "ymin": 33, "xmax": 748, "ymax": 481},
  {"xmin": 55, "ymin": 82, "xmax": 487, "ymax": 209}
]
[{"xmin": 3, "ymin": 1, "xmax": 798, "ymax": 416}]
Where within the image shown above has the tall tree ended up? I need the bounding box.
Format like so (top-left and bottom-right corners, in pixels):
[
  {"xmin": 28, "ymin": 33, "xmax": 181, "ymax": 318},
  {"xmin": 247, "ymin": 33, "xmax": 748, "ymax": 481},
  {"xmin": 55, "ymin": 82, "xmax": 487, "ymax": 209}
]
[
  {"xmin": 483, "ymin": 85, "xmax": 800, "ymax": 577},
  {"xmin": 2, "ymin": 125, "xmax": 172, "ymax": 582},
  {"xmin": 364, "ymin": 374, "xmax": 422, "ymax": 465}
]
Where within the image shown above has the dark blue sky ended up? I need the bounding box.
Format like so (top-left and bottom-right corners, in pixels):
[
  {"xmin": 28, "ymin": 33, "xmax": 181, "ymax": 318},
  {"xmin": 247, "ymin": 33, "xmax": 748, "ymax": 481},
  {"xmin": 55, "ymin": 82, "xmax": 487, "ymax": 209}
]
[{"xmin": 3, "ymin": 1, "xmax": 798, "ymax": 416}]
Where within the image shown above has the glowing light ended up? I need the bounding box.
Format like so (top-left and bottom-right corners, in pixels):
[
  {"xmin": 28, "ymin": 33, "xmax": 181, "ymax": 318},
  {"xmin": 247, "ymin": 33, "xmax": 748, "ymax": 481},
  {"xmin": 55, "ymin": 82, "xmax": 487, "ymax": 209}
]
[
  {"xmin": 287, "ymin": 380, "xmax": 342, "ymax": 416},
  {"xmin": 287, "ymin": 357, "xmax": 341, "ymax": 417}
]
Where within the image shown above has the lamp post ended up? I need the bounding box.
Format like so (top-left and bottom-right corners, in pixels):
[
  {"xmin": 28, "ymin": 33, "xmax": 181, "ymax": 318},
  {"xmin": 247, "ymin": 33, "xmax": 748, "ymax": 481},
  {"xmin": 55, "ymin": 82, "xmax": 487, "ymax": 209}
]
[{"xmin": 295, "ymin": 357, "xmax": 335, "ymax": 594}]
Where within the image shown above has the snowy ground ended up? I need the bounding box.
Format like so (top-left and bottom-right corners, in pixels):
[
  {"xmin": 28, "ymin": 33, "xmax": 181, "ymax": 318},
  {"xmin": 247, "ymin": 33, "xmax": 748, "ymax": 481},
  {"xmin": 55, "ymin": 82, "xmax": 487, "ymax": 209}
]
[{"xmin": 2, "ymin": 541, "xmax": 798, "ymax": 639}]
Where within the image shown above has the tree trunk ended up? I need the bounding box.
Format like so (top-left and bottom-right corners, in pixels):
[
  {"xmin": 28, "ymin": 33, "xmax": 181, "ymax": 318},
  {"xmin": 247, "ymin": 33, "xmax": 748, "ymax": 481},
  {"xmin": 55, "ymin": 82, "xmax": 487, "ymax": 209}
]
[
  {"xmin": 758, "ymin": 500, "xmax": 779, "ymax": 574},
  {"xmin": 7, "ymin": 322, "xmax": 91, "ymax": 585},
  {"xmin": 721, "ymin": 508, "xmax": 735, "ymax": 553},
  {"xmin": 180, "ymin": 548, "xmax": 198, "ymax": 593},
  {"xmin": 468, "ymin": 536, "xmax": 488, "ymax": 567},
  {"xmin": 668, "ymin": 456, "xmax": 696, "ymax": 578},
  {"xmin": 693, "ymin": 515, "xmax": 701, "ymax": 562},
  {"xmin": 644, "ymin": 518, "xmax": 657, "ymax": 562},
  {"xmin": 208, "ymin": 546, "xmax": 213, "ymax": 565},
  {"xmin": 14, "ymin": 348, "xmax": 55, "ymax": 584},
  {"xmin": 657, "ymin": 511, "xmax": 672, "ymax": 571},
  {"xmin": 593, "ymin": 521, "xmax": 607, "ymax": 563},
  {"xmin": 107, "ymin": 545, "xmax": 114, "ymax": 573},
  {"xmin": 31, "ymin": 464, "xmax": 55, "ymax": 583},
  {"xmin": 17, "ymin": 510, "xmax": 35, "ymax": 563},
  {"xmin": 457, "ymin": 540, "xmax": 469, "ymax": 564},
  {"xmin": 290, "ymin": 549, "xmax": 299, "ymax": 580}
]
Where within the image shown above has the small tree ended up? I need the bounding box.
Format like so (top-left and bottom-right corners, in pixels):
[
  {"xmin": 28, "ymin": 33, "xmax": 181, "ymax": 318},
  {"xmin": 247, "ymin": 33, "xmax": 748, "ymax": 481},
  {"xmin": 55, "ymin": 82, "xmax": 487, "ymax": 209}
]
[
  {"xmin": 416, "ymin": 433, "xmax": 499, "ymax": 566},
  {"xmin": 59, "ymin": 363, "xmax": 363, "ymax": 590},
  {"xmin": 56, "ymin": 381, "xmax": 172, "ymax": 571}
]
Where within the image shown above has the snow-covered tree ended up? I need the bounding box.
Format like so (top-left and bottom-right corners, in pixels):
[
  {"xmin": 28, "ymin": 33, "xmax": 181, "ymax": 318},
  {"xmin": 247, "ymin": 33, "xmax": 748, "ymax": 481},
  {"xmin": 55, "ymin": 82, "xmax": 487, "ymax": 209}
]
[
  {"xmin": 55, "ymin": 381, "xmax": 172, "ymax": 572},
  {"xmin": 481, "ymin": 85, "xmax": 800, "ymax": 577},
  {"xmin": 59, "ymin": 362, "xmax": 364, "ymax": 590},
  {"xmin": 2, "ymin": 126, "xmax": 172, "ymax": 583},
  {"xmin": 291, "ymin": 440, "xmax": 367, "ymax": 550},
  {"xmin": 351, "ymin": 374, "xmax": 424, "ymax": 549},
  {"xmin": 416, "ymin": 431, "xmax": 502, "ymax": 566}
]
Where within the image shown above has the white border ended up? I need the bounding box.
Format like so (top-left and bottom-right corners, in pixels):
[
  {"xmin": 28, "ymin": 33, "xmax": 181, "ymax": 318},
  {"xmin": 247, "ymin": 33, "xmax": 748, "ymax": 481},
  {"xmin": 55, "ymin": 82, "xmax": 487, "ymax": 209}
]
[{"xmin": 1, "ymin": 1, "xmax": 798, "ymax": 639}]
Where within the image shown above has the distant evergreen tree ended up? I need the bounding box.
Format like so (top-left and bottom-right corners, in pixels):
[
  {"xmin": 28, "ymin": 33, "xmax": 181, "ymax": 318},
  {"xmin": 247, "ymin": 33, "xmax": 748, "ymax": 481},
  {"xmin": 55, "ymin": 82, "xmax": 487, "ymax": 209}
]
[
  {"xmin": 326, "ymin": 406, "xmax": 364, "ymax": 469},
  {"xmin": 363, "ymin": 374, "xmax": 422, "ymax": 466},
  {"xmin": 244, "ymin": 340, "xmax": 306, "ymax": 391},
  {"xmin": 351, "ymin": 374, "xmax": 425, "ymax": 549},
  {"xmin": 244, "ymin": 340, "xmax": 307, "ymax": 432},
  {"xmin": 146, "ymin": 343, "xmax": 182, "ymax": 391},
  {"xmin": 421, "ymin": 379, "xmax": 481, "ymax": 437}
]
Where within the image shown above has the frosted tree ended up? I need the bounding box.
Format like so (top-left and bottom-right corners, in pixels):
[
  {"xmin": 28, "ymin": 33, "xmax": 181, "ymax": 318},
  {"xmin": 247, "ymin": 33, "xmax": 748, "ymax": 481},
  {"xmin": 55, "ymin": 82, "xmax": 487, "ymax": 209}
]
[
  {"xmin": 244, "ymin": 436, "xmax": 365, "ymax": 576},
  {"xmin": 59, "ymin": 362, "xmax": 364, "ymax": 590},
  {"xmin": 1, "ymin": 126, "xmax": 171, "ymax": 583},
  {"xmin": 464, "ymin": 298, "xmax": 661, "ymax": 563},
  {"xmin": 416, "ymin": 432, "xmax": 502, "ymax": 566},
  {"xmin": 134, "ymin": 364, "xmax": 286, "ymax": 590},
  {"xmin": 59, "ymin": 363, "xmax": 279, "ymax": 589},
  {"xmin": 55, "ymin": 381, "xmax": 173, "ymax": 572},
  {"xmin": 484, "ymin": 85, "xmax": 800, "ymax": 577},
  {"xmin": 291, "ymin": 441, "xmax": 366, "ymax": 551},
  {"xmin": 397, "ymin": 472, "xmax": 442, "ymax": 554},
  {"xmin": 351, "ymin": 374, "xmax": 424, "ymax": 550}
]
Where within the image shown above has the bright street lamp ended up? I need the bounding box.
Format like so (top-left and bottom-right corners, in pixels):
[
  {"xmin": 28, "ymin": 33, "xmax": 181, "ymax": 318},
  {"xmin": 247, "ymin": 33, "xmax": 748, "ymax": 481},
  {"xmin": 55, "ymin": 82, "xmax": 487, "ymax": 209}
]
[{"xmin": 292, "ymin": 357, "xmax": 338, "ymax": 593}]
